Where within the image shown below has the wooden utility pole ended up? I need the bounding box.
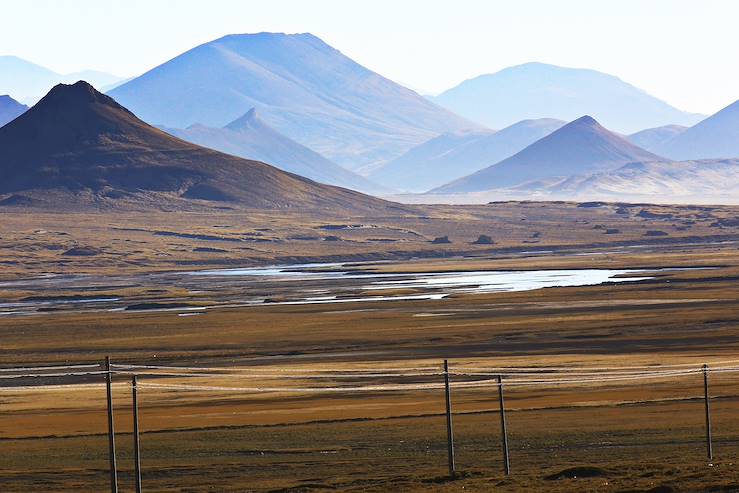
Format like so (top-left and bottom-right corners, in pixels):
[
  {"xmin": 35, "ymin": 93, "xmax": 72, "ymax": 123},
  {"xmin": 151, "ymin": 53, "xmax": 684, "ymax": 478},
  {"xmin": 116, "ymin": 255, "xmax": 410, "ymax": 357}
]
[
  {"xmin": 132, "ymin": 376, "xmax": 142, "ymax": 493},
  {"xmin": 443, "ymin": 360, "xmax": 456, "ymax": 479},
  {"xmin": 703, "ymin": 364, "xmax": 713, "ymax": 461},
  {"xmin": 105, "ymin": 356, "xmax": 118, "ymax": 493},
  {"xmin": 497, "ymin": 375, "xmax": 510, "ymax": 475}
]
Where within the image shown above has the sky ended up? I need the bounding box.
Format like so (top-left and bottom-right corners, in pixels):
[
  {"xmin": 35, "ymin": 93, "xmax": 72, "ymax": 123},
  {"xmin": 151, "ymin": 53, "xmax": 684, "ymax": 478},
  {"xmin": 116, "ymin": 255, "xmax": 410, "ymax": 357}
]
[{"xmin": 2, "ymin": 0, "xmax": 738, "ymax": 114}]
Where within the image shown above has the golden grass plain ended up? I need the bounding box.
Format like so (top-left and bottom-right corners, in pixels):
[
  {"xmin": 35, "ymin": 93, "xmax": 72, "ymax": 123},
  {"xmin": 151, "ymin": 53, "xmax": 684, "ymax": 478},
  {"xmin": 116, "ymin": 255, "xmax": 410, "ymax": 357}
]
[{"xmin": 1, "ymin": 201, "xmax": 739, "ymax": 492}]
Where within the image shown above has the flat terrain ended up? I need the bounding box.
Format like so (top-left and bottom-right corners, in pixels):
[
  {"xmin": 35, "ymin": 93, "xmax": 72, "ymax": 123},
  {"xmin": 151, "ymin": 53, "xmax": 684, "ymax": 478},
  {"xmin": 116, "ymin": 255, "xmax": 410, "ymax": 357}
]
[
  {"xmin": 1, "ymin": 201, "xmax": 739, "ymax": 492},
  {"xmin": 1, "ymin": 201, "xmax": 738, "ymax": 279}
]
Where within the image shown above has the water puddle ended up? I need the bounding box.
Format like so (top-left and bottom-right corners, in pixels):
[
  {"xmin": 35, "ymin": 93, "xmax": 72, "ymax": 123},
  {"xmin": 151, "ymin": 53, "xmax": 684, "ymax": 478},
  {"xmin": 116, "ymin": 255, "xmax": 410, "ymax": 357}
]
[{"xmin": 0, "ymin": 261, "xmax": 682, "ymax": 317}]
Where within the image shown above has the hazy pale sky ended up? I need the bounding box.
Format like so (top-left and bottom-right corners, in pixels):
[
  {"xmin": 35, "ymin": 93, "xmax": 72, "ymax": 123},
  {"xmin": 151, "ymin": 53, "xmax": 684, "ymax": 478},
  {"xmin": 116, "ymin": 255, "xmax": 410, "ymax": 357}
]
[{"xmin": 2, "ymin": 0, "xmax": 738, "ymax": 114}]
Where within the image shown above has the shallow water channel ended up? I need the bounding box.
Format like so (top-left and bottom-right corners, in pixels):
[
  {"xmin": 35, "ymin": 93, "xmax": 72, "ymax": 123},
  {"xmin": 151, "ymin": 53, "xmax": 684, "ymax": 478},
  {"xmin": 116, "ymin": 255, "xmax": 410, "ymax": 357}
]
[{"xmin": 0, "ymin": 262, "xmax": 657, "ymax": 316}]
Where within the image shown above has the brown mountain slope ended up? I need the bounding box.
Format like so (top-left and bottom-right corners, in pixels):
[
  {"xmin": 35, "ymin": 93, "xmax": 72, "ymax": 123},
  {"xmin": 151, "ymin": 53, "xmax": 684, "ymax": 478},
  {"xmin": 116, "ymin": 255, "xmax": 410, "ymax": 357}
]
[{"xmin": 0, "ymin": 82, "xmax": 399, "ymax": 212}]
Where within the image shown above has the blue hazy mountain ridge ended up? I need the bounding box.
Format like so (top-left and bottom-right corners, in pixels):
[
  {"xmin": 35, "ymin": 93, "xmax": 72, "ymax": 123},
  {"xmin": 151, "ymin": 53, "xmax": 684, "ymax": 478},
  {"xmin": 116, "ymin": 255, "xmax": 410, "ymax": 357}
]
[
  {"xmin": 627, "ymin": 125, "xmax": 687, "ymax": 154},
  {"xmin": 433, "ymin": 116, "xmax": 664, "ymax": 193},
  {"xmin": 108, "ymin": 32, "xmax": 478, "ymax": 169},
  {"xmin": 369, "ymin": 118, "xmax": 565, "ymax": 192},
  {"xmin": 0, "ymin": 95, "xmax": 28, "ymax": 127},
  {"xmin": 0, "ymin": 56, "xmax": 125, "ymax": 103},
  {"xmin": 163, "ymin": 108, "xmax": 389, "ymax": 194},
  {"xmin": 432, "ymin": 62, "xmax": 704, "ymax": 134},
  {"xmin": 656, "ymin": 99, "xmax": 739, "ymax": 160}
]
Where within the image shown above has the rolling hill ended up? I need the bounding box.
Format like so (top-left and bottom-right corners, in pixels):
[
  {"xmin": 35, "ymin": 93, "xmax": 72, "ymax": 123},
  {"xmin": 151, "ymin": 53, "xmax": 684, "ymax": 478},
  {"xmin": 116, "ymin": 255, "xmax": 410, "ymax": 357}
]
[
  {"xmin": 370, "ymin": 118, "xmax": 564, "ymax": 192},
  {"xmin": 0, "ymin": 81, "xmax": 398, "ymax": 212},
  {"xmin": 164, "ymin": 109, "xmax": 387, "ymax": 194},
  {"xmin": 657, "ymin": 99, "xmax": 739, "ymax": 160},
  {"xmin": 0, "ymin": 56, "xmax": 125, "ymax": 103},
  {"xmin": 524, "ymin": 159, "xmax": 739, "ymax": 204},
  {"xmin": 432, "ymin": 62, "xmax": 703, "ymax": 133},
  {"xmin": 109, "ymin": 32, "xmax": 476, "ymax": 169},
  {"xmin": 627, "ymin": 125, "xmax": 687, "ymax": 154},
  {"xmin": 0, "ymin": 95, "xmax": 27, "ymax": 127},
  {"xmin": 434, "ymin": 116, "xmax": 663, "ymax": 193}
]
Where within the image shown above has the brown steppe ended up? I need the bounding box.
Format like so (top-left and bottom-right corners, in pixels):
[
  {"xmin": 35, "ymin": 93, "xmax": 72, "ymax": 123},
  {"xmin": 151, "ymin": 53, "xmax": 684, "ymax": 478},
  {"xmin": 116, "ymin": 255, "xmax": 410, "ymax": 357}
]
[{"xmin": 2, "ymin": 201, "xmax": 739, "ymax": 492}]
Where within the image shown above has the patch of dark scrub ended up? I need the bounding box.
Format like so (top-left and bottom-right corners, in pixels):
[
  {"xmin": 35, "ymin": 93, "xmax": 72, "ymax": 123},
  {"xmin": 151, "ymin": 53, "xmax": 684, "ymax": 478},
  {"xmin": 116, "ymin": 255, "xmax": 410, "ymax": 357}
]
[
  {"xmin": 431, "ymin": 236, "xmax": 451, "ymax": 244},
  {"xmin": 125, "ymin": 303, "xmax": 198, "ymax": 311},
  {"xmin": 472, "ymin": 234, "xmax": 494, "ymax": 245},
  {"xmin": 318, "ymin": 224, "xmax": 365, "ymax": 230},
  {"xmin": 544, "ymin": 466, "xmax": 608, "ymax": 480},
  {"xmin": 644, "ymin": 230, "xmax": 669, "ymax": 237},
  {"xmin": 637, "ymin": 210, "xmax": 674, "ymax": 220},
  {"xmin": 422, "ymin": 470, "xmax": 478, "ymax": 484},
  {"xmin": 287, "ymin": 235, "xmax": 320, "ymax": 241},
  {"xmin": 617, "ymin": 486, "xmax": 676, "ymax": 493},
  {"xmin": 193, "ymin": 247, "xmax": 227, "ymax": 253},
  {"xmin": 62, "ymin": 246, "xmax": 101, "ymax": 256},
  {"xmin": 21, "ymin": 295, "xmax": 118, "ymax": 302},
  {"xmin": 711, "ymin": 218, "xmax": 739, "ymax": 228},
  {"xmin": 182, "ymin": 183, "xmax": 236, "ymax": 202},
  {"xmin": 707, "ymin": 484, "xmax": 739, "ymax": 492},
  {"xmin": 154, "ymin": 231, "xmax": 241, "ymax": 242},
  {"xmin": 267, "ymin": 484, "xmax": 337, "ymax": 493}
]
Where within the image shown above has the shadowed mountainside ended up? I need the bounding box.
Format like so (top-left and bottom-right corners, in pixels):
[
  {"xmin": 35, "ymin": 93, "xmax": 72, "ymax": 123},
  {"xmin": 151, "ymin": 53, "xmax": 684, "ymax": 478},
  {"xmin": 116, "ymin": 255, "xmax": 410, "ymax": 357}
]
[
  {"xmin": 432, "ymin": 62, "xmax": 703, "ymax": 133},
  {"xmin": 0, "ymin": 81, "xmax": 400, "ymax": 212},
  {"xmin": 0, "ymin": 95, "xmax": 27, "ymax": 127},
  {"xmin": 434, "ymin": 116, "xmax": 663, "ymax": 193},
  {"xmin": 164, "ymin": 109, "xmax": 388, "ymax": 194},
  {"xmin": 370, "ymin": 118, "xmax": 565, "ymax": 192}
]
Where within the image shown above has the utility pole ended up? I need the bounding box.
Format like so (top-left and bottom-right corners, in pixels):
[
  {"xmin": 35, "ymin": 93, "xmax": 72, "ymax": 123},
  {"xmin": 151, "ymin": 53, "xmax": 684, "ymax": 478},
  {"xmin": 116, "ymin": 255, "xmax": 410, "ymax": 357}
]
[{"xmin": 105, "ymin": 356, "xmax": 118, "ymax": 493}]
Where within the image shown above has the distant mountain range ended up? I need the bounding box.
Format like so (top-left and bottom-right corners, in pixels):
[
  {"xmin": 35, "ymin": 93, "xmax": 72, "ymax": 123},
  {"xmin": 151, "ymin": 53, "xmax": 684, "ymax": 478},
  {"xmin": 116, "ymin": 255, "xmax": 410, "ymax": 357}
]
[
  {"xmin": 163, "ymin": 109, "xmax": 386, "ymax": 194},
  {"xmin": 0, "ymin": 82, "xmax": 396, "ymax": 212},
  {"xmin": 0, "ymin": 95, "xmax": 27, "ymax": 127},
  {"xmin": 369, "ymin": 118, "xmax": 565, "ymax": 192},
  {"xmin": 653, "ymin": 98, "xmax": 739, "ymax": 160},
  {"xmin": 109, "ymin": 32, "xmax": 476, "ymax": 169},
  {"xmin": 0, "ymin": 55, "xmax": 126, "ymax": 103},
  {"xmin": 3, "ymin": 35, "xmax": 739, "ymax": 206},
  {"xmin": 431, "ymin": 62, "xmax": 704, "ymax": 134},
  {"xmin": 434, "ymin": 116, "xmax": 662, "ymax": 193}
]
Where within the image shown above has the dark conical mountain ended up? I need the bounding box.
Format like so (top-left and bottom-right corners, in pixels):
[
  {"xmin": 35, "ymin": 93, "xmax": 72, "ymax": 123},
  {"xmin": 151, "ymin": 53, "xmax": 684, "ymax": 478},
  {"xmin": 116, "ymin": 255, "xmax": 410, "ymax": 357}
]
[
  {"xmin": 0, "ymin": 95, "xmax": 28, "ymax": 127},
  {"xmin": 109, "ymin": 32, "xmax": 477, "ymax": 169},
  {"xmin": 657, "ymin": 99, "xmax": 739, "ymax": 160},
  {"xmin": 165, "ymin": 108, "xmax": 388, "ymax": 194},
  {"xmin": 0, "ymin": 81, "xmax": 397, "ymax": 211},
  {"xmin": 369, "ymin": 118, "xmax": 565, "ymax": 192},
  {"xmin": 434, "ymin": 115, "xmax": 664, "ymax": 193}
]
